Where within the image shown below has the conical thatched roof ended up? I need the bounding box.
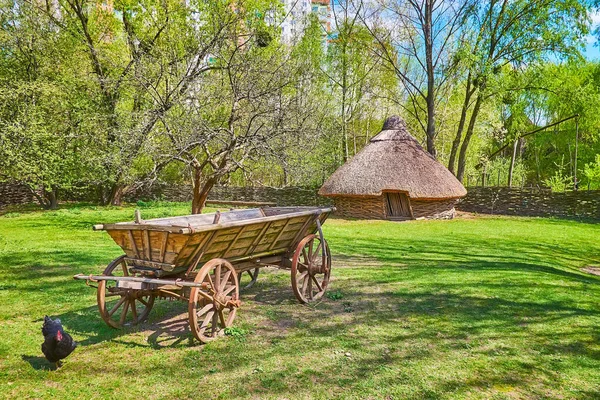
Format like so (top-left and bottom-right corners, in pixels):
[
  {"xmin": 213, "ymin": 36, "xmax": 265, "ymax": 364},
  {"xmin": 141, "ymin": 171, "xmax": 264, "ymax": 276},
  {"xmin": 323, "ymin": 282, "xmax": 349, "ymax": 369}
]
[{"xmin": 319, "ymin": 116, "xmax": 467, "ymax": 200}]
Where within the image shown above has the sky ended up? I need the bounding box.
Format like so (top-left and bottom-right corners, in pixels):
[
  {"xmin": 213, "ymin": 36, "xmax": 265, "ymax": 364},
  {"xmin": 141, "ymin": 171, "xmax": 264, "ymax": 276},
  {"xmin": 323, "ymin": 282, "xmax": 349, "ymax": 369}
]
[{"xmin": 583, "ymin": 11, "xmax": 600, "ymax": 60}]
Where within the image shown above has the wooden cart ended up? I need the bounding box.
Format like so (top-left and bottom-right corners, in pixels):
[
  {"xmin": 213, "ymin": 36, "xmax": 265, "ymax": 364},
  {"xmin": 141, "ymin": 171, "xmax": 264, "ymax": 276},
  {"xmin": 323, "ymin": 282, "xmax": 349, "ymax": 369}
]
[{"xmin": 74, "ymin": 206, "xmax": 334, "ymax": 343}]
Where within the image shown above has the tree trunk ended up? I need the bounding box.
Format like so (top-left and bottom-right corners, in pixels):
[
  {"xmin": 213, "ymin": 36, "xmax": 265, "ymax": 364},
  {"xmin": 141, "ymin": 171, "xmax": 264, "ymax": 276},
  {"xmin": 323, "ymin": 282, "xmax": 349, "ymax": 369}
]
[
  {"xmin": 448, "ymin": 77, "xmax": 473, "ymax": 174},
  {"xmin": 456, "ymin": 93, "xmax": 484, "ymax": 182},
  {"xmin": 48, "ymin": 186, "xmax": 58, "ymax": 210},
  {"xmin": 191, "ymin": 168, "xmax": 217, "ymax": 214},
  {"xmin": 108, "ymin": 184, "xmax": 124, "ymax": 206},
  {"xmin": 341, "ymin": 51, "xmax": 349, "ymax": 163},
  {"xmin": 424, "ymin": 0, "xmax": 437, "ymax": 158}
]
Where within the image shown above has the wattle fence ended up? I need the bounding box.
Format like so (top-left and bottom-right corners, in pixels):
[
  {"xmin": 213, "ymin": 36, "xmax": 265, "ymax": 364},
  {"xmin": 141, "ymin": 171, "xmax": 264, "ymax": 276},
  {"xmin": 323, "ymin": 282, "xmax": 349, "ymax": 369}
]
[
  {"xmin": 457, "ymin": 187, "xmax": 600, "ymax": 220},
  {"xmin": 127, "ymin": 183, "xmax": 333, "ymax": 207},
  {"xmin": 2, "ymin": 181, "xmax": 599, "ymax": 221},
  {"xmin": 0, "ymin": 182, "xmax": 36, "ymax": 209}
]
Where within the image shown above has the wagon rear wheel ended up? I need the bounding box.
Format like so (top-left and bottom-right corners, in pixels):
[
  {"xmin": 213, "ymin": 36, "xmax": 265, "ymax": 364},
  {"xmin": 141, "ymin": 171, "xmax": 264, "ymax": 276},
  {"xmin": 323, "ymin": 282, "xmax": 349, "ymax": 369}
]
[
  {"xmin": 97, "ymin": 255, "xmax": 156, "ymax": 329},
  {"xmin": 238, "ymin": 268, "xmax": 260, "ymax": 291},
  {"xmin": 188, "ymin": 258, "xmax": 240, "ymax": 343},
  {"xmin": 291, "ymin": 234, "xmax": 331, "ymax": 304}
]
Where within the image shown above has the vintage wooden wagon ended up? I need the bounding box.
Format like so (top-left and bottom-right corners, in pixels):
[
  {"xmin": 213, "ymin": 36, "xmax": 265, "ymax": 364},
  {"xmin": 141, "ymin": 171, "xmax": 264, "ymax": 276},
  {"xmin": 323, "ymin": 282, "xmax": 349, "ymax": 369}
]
[{"xmin": 74, "ymin": 206, "xmax": 334, "ymax": 343}]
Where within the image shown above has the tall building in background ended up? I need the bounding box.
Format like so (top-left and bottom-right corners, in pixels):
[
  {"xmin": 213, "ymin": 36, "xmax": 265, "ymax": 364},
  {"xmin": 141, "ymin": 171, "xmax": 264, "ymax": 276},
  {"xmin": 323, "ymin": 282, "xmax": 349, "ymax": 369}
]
[
  {"xmin": 281, "ymin": 0, "xmax": 312, "ymax": 43},
  {"xmin": 280, "ymin": 0, "xmax": 331, "ymax": 46},
  {"xmin": 311, "ymin": 0, "xmax": 332, "ymax": 46}
]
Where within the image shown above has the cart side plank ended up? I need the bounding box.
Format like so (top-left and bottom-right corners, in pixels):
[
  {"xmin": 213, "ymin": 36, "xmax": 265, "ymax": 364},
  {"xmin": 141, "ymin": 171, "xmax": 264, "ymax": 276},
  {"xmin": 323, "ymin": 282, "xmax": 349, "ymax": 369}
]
[{"xmin": 101, "ymin": 207, "xmax": 333, "ymax": 275}]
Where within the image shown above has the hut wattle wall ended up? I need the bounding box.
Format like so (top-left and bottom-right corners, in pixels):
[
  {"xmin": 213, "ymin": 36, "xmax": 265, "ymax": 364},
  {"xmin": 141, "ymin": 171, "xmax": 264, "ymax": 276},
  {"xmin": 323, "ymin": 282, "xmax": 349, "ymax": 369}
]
[
  {"xmin": 332, "ymin": 196, "xmax": 386, "ymax": 219},
  {"xmin": 332, "ymin": 195, "xmax": 458, "ymax": 220},
  {"xmin": 411, "ymin": 199, "xmax": 458, "ymax": 219}
]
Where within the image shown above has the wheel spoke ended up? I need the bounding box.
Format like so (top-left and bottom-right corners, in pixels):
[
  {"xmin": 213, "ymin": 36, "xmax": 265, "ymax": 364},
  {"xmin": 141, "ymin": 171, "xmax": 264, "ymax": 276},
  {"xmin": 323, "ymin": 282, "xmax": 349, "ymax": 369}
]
[
  {"xmin": 214, "ymin": 263, "xmax": 221, "ymax": 292},
  {"xmin": 138, "ymin": 297, "xmax": 148, "ymax": 306},
  {"xmin": 200, "ymin": 311, "xmax": 214, "ymax": 332},
  {"xmin": 220, "ymin": 270, "xmax": 231, "ymax": 291},
  {"xmin": 108, "ymin": 296, "xmax": 126, "ymax": 317},
  {"xmin": 297, "ymin": 271, "xmax": 308, "ymax": 285},
  {"xmin": 211, "ymin": 311, "xmax": 219, "ymax": 336},
  {"xmin": 301, "ymin": 274, "xmax": 309, "ymax": 294},
  {"xmin": 218, "ymin": 309, "xmax": 226, "ymax": 327},
  {"xmin": 206, "ymin": 273, "xmax": 215, "ymax": 292},
  {"xmin": 130, "ymin": 299, "xmax": 138, "ymax": 322},
  {"xmin": 223, "ymin": 285, "xmax": 236, "ymax": 296},
  {"xmin": 120, "ymin": 299, "xmax": 130, "ymax": 325},
  {"xmin": 311, "ymin": 242, "xmax": 322, "ymax": 263},
  {"xmin": 196, "ymin": 302, "xmax": 214, "ymax": 318},
  {"xmin": 308, "ymin": 240, "xmax": 314, "ymax": 261},
  {"xmin": 197, "ymin": 289, "xmax": 214, "ymax": 302},
  {"xmin": 297, "ymin": 262, "xmax": 309, "ymax": 271},
  {"xmin": 307, "ymin": 276, "xmax": 313, "ymax": 299},
  {"xmin": 121, "ymin": 261, "xmax": 129, "ymax": 277},
  {"xmin": 311, "ymin": 275, "xmax": 323, "ymax": 292},
  {"xmin": 302, "ymin": 248, "xmax": 309, "ymax": 264}
]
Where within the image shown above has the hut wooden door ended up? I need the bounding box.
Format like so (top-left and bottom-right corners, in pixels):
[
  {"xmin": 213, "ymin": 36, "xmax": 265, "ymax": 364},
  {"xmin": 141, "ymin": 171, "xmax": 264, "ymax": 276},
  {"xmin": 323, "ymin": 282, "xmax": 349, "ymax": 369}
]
[{"xmin": 385, "ymin": 192, "xmax": 413, "ymax": 219}]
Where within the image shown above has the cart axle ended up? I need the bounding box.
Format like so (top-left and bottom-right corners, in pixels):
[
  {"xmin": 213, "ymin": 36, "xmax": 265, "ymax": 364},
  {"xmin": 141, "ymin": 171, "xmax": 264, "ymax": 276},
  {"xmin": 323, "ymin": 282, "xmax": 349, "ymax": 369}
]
[{"xmin": 73, "ymin": 274, "xmax": 207, "ymax": 288}]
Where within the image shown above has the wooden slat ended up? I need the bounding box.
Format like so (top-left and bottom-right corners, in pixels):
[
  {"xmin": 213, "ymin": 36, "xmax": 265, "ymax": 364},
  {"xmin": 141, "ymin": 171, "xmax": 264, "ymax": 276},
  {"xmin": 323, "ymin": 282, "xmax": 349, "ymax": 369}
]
[
  {"xmin": 160, "ymin": 232, "xmax": 169, "ymax": 263},
  {"xmin": 223, "ymin": 225, "xmax": 247, "ymax": 258},
  {"xmin": 183, "ymin": 231, "xmax": 214, "ymax": 266},
  {"xmin": 289, "ymin": 215, "xmax": 315, "ymax": 249},
  {"xmin": 248, "ymin": 221, "xmax": 272, "ymax": 255},
  {"xmin": 184, "ymin": 230, "xmax": 219, "ymax": 274},
  {"xmin": 269, "ymin": 218, "xmax": 293, "ymax": 250},
  {"xmin": 144, "ymin": 230, "xmax": 151, "ymax": 260},
  {"xmin": 124, "ymin": 258, "xmax": 176, "ymax": 271},
  {"xmin": 128, "ymin": 230, "xmax": 140, "ymax": 259},
  {"xmin": 226, "ymin": 237, "xmax": 256, "ymax": 252},
  {"xmin": 205, "ymin": 200, "xmax": 276, "ymax": 207}
]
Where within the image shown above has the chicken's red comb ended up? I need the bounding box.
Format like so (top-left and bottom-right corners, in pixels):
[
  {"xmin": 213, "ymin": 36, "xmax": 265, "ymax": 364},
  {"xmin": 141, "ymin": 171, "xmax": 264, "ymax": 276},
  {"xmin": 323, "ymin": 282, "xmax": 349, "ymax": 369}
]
[{"xmin": 57, "ymin": 330, "xmax": 63, "ymax": 341}]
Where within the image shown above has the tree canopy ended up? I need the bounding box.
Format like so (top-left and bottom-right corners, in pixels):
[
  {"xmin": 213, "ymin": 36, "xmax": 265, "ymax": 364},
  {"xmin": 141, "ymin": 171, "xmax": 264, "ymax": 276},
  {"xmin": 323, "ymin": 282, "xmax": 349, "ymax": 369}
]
[{"xmin": 1, "ymin": 0, "xmax": 600, "ymax": 211}]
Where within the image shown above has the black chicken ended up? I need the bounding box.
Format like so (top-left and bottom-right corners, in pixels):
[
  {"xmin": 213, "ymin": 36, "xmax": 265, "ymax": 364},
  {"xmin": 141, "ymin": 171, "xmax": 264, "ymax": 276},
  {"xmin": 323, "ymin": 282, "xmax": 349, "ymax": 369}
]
[{"xmin": 41, "ymin": 316, "xmax": 77, "ymax": 368}]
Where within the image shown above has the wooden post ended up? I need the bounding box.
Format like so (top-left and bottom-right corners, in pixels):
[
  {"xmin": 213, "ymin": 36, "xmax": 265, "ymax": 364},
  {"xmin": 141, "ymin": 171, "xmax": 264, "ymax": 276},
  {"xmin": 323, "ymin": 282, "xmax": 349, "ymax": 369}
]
[
  {"xmin": 482, "ymin": 164, "xmax": 487, "ymax": 187},
  {"xmin": 508, "ymin": 138, "xmax": 518, "ymax": 187},
  {"xmin": 135, "ymin": 209, "xmax": 142, "ymax": 224},
  {"xmin": 574, "ymin": 117, "xmax": 579, "ymax": 191}
]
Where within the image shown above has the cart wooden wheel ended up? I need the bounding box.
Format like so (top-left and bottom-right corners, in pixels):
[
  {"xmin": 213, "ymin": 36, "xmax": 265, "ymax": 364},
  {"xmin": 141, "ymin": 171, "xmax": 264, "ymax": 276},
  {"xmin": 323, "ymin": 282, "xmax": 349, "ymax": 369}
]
[
  {"xmin": 238, "ymin": 268, "xmax": 260, "ymax": 291},
  {"xmin": 291, "ymin": 234, "xmax": 331, "ymax": 304},
  {"xmin": 188, "ymin": 258, "xmax": 240, "ymax": 343},
  {"xmin": 97, "ymin": 255, "xmax": 156, "ymax": 329}
]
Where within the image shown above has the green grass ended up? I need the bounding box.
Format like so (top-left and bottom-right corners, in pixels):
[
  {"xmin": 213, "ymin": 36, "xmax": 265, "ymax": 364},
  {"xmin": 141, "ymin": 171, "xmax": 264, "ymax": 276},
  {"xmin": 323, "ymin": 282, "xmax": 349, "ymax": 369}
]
[{"xmin": 1, "ymin": 203, "xmax": 600, "ymax": 399}]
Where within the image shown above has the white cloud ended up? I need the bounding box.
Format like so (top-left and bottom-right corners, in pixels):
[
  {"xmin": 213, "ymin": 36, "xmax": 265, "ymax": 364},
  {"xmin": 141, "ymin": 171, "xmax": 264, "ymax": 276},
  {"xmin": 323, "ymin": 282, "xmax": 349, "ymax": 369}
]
[{"xmin": 590, "ymin": 10, "xmax": 600, "ymax": 25}]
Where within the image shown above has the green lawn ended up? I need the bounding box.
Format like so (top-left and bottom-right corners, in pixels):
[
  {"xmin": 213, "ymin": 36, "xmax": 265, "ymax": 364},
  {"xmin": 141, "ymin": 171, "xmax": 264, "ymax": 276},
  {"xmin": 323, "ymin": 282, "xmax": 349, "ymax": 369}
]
[{"xmin": 1, "ymin": 203, "xmax": 600, "ymax": 399}]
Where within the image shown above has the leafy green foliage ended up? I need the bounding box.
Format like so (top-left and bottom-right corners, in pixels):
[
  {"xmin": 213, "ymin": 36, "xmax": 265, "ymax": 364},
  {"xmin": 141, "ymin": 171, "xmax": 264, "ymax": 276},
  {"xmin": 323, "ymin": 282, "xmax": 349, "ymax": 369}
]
[
  {"xmin": 326, "ymin": 290, "xmax": 344, "ymax": 300},
  {"xmin": 583, "ymin": 154, "xmax": 600, "ymax": 189}
]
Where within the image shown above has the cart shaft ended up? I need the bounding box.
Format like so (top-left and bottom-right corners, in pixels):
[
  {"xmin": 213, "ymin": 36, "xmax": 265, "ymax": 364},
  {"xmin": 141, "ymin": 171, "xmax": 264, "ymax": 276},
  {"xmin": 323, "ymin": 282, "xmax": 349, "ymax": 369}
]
[{"xmin": 73, "ymin": 274, "xmax": 205, "ymax": 288}]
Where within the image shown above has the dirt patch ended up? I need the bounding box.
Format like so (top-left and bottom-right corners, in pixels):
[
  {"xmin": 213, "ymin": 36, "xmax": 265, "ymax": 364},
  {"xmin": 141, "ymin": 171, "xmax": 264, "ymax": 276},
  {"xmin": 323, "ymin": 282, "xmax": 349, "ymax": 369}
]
[
  {"xmin": 455, "ymin": 211, "xmax": 482, "ymax": 219},
  {"xmin": 581, "ymin": 266, "xmax": 600, "ymax": 276}
]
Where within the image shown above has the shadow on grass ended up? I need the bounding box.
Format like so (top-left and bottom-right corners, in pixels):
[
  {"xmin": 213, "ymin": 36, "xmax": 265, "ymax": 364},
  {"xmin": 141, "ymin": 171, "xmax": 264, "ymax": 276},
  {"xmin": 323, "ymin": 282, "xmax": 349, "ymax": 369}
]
[
  {"xmin": 16, "ymin": 256, "xmax": 599, "ymax": 398},
  {"xmin": 21, "ymin": 355, "xmax": 57, "ymax": 371},
  {"xmin": 48, "ymin": 300, "xmax": 193, "ymax": 349}
]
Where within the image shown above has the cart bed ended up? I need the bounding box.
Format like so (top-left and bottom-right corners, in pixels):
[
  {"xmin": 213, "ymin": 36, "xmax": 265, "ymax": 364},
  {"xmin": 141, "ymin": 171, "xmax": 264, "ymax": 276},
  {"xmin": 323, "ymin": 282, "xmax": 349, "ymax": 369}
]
[{"xmin": 94, "ymin": 207, "xmax": 332, "ymax": 276}]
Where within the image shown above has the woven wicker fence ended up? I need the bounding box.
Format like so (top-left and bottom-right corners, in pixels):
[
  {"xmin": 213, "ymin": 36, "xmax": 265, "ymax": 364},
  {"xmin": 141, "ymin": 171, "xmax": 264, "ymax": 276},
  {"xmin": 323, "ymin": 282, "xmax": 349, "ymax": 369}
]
[{"xmin": 458, "ymin": 187, "xmax": 600, "ymax": 220}]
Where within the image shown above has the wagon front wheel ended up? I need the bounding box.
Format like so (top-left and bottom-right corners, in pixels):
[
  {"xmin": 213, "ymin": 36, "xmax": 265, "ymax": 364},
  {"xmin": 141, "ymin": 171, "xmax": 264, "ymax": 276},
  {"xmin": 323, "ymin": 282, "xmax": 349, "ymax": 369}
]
[
  {"xmin": 188, "ymin": 258, "xmax": 240, "ymax": 343},
  {"xmin": 291, "ymin": 234, "xmax": 331, "ymax": 304},
  {"xmin": 97, "ymin": 255, "xmax": 156, "ymax": 328}
]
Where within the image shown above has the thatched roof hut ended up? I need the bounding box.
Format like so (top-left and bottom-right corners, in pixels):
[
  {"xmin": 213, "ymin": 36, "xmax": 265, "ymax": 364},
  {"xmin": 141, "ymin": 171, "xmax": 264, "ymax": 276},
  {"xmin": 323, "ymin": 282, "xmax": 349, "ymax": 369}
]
[{"xmin": 319, "ymin": 116, "xmax": 467, "ymax": 220}]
